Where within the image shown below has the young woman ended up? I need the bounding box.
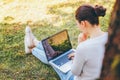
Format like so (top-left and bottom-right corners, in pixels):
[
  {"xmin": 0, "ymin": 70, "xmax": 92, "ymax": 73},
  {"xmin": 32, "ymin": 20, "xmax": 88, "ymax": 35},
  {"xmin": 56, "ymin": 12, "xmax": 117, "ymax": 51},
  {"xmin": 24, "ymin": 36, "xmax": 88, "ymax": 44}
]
[{"xmin": 24, "ymin": 4, "xmax": 108, "ymax": 80}]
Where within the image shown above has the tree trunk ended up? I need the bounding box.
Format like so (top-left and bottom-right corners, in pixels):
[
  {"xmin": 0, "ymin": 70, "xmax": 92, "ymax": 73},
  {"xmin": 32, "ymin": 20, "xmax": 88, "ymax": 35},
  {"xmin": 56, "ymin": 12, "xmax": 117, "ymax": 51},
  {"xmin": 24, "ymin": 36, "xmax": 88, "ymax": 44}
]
[{"xmin": 100, "ymin": 0, "xmax": 120, "ymax": 80}]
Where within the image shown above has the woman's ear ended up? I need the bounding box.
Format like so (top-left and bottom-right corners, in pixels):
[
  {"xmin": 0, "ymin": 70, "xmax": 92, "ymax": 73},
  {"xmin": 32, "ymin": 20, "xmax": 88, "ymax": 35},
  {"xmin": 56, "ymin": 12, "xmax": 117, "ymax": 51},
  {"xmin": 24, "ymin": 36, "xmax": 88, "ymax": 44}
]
[{"xmin": 81, "ymin": 21, "xmax": 86, "ymax": 27}]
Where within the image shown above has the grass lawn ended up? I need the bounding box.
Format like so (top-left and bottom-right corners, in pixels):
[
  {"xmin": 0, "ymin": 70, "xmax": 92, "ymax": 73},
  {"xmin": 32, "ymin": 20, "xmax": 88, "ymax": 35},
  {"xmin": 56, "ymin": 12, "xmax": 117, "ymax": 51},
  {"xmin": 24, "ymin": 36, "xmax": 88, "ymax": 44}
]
[{"xmin": 0, "ymin": 0, "xmax": 115, "ymax": 80}]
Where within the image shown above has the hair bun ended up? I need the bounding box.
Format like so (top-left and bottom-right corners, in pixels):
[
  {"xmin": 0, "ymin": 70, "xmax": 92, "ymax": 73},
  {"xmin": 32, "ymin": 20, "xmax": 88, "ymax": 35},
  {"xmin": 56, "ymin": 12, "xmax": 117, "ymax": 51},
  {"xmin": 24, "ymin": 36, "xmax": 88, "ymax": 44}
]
[{"xmin": 94, "ymin": 5, "xmax": 106, "ymax": 17}]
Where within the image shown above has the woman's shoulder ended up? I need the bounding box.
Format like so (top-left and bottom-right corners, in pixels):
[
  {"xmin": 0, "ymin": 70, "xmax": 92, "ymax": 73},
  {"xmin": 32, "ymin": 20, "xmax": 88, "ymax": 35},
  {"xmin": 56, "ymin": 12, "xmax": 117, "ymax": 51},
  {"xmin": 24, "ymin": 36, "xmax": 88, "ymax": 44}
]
[
  {"xmin": 78, "ymin": 32, "xmax": 108, "ymax": 47},
  {"xmin": 77, "ymin": 39, "xmax": 97, "ymax": 48}
]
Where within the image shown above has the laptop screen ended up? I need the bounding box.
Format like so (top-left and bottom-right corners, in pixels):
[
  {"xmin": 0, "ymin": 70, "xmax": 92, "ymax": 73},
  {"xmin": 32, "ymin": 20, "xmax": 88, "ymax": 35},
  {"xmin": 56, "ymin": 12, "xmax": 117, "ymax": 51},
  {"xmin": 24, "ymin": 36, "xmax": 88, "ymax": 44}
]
[{"xmin": 42, "ymin": 30, "xmax": 72, "ymax": 61}]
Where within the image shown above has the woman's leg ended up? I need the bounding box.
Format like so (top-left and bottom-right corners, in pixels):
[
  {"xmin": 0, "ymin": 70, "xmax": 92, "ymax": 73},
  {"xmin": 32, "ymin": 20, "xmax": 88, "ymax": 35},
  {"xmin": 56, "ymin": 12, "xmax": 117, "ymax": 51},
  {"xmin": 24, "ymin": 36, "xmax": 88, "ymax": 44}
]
[
  {"xmin": 52, "ymin": 66, "xmax": 74, "ymax": 80},
  {"xmin": 32, "ymin": 41, "xmax": 49, "ymax": 64},
  {"xmin": 24, "ymin": 26, "xmax": 48, "ymax": 64}
]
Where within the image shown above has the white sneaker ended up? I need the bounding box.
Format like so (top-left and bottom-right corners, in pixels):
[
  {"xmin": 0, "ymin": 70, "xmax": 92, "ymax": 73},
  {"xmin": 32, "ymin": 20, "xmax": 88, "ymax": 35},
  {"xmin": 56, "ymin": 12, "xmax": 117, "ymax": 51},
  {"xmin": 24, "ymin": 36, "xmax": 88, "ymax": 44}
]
[{"xmin": 24, "ymin": 26, "xmax": 35, "ymax": 54}]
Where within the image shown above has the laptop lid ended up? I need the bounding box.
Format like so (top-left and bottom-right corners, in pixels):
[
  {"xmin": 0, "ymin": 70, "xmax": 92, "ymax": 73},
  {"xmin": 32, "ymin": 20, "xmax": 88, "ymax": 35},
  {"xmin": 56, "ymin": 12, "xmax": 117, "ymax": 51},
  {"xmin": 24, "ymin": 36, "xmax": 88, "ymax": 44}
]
[{"xmin": 42, "ymin": 29, "xmax": 72, "ymax": 61}]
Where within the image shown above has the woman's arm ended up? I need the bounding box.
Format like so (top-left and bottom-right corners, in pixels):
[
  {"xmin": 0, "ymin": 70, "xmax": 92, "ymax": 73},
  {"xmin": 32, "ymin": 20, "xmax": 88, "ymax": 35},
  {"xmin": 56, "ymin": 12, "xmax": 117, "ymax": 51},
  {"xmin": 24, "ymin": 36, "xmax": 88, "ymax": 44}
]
[{"xmin": 71, "ymin": 46, "xmax": 87, "ymax": 76}]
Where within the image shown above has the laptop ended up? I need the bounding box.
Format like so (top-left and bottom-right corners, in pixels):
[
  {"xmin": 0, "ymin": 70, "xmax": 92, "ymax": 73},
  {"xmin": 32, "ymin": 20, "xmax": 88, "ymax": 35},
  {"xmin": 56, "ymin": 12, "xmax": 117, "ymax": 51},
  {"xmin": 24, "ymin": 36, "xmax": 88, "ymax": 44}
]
[{"xmin": 42, "ymin": 29, "xmax": 75, "ymax": 73}]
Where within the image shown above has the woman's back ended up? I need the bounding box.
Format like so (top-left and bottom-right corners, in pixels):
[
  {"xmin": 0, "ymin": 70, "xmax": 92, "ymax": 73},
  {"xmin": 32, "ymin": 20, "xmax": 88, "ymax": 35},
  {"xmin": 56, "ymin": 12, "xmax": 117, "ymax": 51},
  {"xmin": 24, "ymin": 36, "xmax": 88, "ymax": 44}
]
[{"xmin": 71, "ymin": 33, "xmax": 108, "ymax": 80}]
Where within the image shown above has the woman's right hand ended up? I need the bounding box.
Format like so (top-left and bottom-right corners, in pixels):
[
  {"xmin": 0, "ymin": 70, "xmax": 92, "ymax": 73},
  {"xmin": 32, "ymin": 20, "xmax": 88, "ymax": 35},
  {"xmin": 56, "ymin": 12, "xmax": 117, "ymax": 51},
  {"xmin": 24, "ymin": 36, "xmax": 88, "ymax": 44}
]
[
  {"xmin": 78, "ymin": 33, "xmax": 88, "ymax": 44},
  {"xmin": 68, "ymin": 53, "xmax": 75, "ymax": 60}
]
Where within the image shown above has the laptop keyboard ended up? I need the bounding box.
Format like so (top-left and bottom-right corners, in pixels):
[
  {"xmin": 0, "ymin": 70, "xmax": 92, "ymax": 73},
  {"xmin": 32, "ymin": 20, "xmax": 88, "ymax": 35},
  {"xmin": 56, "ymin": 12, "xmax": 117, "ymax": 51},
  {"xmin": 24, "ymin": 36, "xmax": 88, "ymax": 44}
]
[{"xmin": 53, "ymin": 50, "xmax": 74, "ymax": 67}]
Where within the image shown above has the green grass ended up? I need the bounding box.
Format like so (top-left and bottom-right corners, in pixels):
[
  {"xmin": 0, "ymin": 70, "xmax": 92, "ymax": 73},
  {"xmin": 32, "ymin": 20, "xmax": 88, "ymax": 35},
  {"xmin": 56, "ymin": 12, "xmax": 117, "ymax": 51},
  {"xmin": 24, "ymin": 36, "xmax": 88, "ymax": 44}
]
[{"xmin": 0, "ymin": 0, "xmax": 115, "ymax": 80}]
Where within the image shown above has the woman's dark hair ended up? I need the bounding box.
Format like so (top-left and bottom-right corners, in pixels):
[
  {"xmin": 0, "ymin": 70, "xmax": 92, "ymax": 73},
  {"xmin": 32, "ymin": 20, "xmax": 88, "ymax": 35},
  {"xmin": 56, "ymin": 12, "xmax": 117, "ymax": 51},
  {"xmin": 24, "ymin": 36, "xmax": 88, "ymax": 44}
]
[{"xmin": 75, "ymin": 5, "xmax": 106, "ymax": 25}]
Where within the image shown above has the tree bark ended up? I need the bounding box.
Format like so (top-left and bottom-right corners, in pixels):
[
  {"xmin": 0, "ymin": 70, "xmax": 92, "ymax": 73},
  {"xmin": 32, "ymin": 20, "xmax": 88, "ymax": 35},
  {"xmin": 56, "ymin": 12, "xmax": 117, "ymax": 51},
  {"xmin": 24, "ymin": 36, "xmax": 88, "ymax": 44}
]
[{"xmin": 100, "ymin": 0, "xmax": 120, "ymax": 80}]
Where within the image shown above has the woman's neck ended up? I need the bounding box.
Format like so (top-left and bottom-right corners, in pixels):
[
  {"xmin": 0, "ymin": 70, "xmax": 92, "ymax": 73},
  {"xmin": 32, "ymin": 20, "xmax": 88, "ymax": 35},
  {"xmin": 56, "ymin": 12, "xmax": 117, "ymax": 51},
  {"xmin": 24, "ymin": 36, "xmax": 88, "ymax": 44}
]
[{"xmin": 88, "ymin": 25, "xmax": 104, "ymax": 39}]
